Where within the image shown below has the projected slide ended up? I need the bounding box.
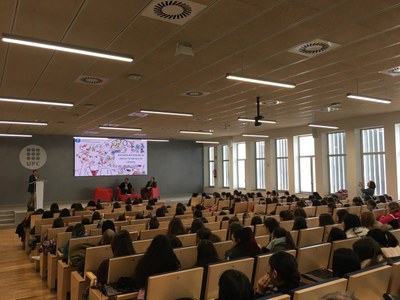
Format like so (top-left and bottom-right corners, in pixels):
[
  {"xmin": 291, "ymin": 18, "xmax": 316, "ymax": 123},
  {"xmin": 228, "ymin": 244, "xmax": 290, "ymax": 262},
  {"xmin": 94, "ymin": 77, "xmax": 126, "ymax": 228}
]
[{"xmin": 74, "ymin": 138, "xmax": 147, "ymax": 176}]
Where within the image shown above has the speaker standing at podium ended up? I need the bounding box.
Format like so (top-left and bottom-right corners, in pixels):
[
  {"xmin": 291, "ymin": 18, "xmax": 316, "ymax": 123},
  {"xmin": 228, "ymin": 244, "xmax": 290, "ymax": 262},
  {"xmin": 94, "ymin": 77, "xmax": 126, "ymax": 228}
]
[{"xmin": 27, "ymin": 169, "xmax": 39, "ymax": 209}]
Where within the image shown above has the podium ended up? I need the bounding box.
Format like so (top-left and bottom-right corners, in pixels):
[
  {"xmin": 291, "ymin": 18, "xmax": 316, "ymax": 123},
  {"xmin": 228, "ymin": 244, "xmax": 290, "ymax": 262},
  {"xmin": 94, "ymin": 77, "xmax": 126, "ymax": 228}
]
[{"xmin": 36, "ymin": 180, "xmax": 45, "ymax": 209}]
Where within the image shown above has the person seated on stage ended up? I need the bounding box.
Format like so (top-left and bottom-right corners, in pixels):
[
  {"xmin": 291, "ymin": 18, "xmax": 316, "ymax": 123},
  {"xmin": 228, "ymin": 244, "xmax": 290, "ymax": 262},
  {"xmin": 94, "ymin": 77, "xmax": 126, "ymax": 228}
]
[
  {"xmin": 119, "ymin": 177, "xmax": 132, "ymax": 195},
  {"xmin": 141, "ymin": 176, "xmax": 157, "ymax": 199}
]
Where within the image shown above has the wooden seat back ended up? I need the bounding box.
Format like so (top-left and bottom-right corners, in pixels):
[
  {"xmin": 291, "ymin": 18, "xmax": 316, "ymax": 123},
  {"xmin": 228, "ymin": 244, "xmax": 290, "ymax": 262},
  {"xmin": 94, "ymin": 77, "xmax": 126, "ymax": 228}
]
[
  {"xmin": 212, "ymin": 229, "xmax": 228, "ymax": 242},
  {"xmin": 204, "ymin": 257, "xmax": 254, "ymax": 300},
  {"xmin": 388, "ymin": 261, "xmax": 400, "ymax": 295},
  {"xmin": 107, "ymin": 254, "xmax": 144, "ymax": 284},
  {"xmin": 146, "ymin": 267, "xmax": 203, "ymax": 300},
  {"xmin": 292, "ymin": 278, "xmax": 348, "ymax": 300},
  {"xmin": 296, "ymin": 243, "xmax": 332, "ymax": 274},
  {"xmin": 173, "ymin": 246, "xmax": 197, "ymax": 269},
  {"xmin": 297, "ymin": 227, "xmax": 324, "ymax": 247},
  {"xmin": 346, "ymin": 265, "xmax": 392, "ymax": 300},
  {"xmin": 214, "ymin": 240, "xmax": 233, "ymax": 260},
  {"xmin": 329, "ymin": 237, "xmax": 360, "ymax": 268},
  {"xmin": 139, "ymin": 228, "xmax": 167, "ymax": 240},
  {"xmin": 204, "ymin": 222, "xmax": 221, "ymax": 231},
  {"xmin": 132, "ymin": 239, "xmax": 152, "ymax": 254},
  {"xmin": 178, "ymin": 233, "xmax": 197, "ymax": 247}
]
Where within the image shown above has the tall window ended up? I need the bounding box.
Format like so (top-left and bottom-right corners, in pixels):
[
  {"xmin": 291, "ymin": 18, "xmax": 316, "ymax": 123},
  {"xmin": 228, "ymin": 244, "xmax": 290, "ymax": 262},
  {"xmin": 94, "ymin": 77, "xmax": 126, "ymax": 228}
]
[
  {"xmin": 208, "ymin": 147, "xmax": 215, "ymax": 187},
  {"xmin": 298, "ymin": 135, "xmax": 316, "ymax": 192},
  {"xmin": 255, "ymin": 141, "xmax": 266, "ymax": 190},
  {"xmin": 276, "ymin": 138, "xmax": 289, "ymax": 191},
  {"xmin": 233, "ymin": 143, "xmax": 246, "ymax": 189},
  {"xmin": 328, "ymin": 132, "xmax": 347, "ymax": 193},
  {"xmin": 361, "ymin": 128, "xmax": 386, "ymax": 195},
  {"xmin": 222, "ymin": 145, "xmax": 229, "ymax": 188}
]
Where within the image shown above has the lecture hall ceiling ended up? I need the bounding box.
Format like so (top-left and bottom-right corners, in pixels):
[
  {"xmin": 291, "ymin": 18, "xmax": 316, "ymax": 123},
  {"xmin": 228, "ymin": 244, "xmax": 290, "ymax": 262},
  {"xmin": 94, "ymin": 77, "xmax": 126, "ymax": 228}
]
[{"xmin": 1, "ymin": 0, "xmax": 400, "ymax": 140}]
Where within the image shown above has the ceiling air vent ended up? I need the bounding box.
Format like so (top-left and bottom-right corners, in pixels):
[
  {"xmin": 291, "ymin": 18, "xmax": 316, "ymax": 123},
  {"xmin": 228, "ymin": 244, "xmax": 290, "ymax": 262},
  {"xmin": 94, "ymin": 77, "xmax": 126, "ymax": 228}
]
[
  {"xmin": 141, "ymin": 0, "xmax": 207, "ymax": 25},
  {"xmin": 75, "ymin": 75, "xmax": 109, "ymax": 85},
  {"xmin": 182, "ymin": 90, "xmax": 210, "ymax": 97},
  {"xmin": 288, "ymin": 39, "xmax": 340, "ymax": 57},
  {"xmin": 380, "ymin": 66, "xmax": 400, "ymax": 77}
]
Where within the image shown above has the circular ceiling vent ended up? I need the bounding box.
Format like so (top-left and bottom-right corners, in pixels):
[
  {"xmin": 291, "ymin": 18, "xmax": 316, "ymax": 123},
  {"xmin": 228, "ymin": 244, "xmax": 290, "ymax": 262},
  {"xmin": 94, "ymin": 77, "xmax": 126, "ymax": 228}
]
[
  {"xmin": 289, "ymin": 39, "xmax": 340, "ymax": 57},
  {"xmin": 75, "ymin": 75, "xmax": 109, "ymax": 85},
  {"xmin": 299, "ymin": 42, "xmax": 329, "ymax": 55},
  {"xmin": 182, "ymin": 90, "xmax": 210, "ymax": 97},
  {"xmin": 153, "ymin": 1, "xmax": 192, "ymax": 20}
]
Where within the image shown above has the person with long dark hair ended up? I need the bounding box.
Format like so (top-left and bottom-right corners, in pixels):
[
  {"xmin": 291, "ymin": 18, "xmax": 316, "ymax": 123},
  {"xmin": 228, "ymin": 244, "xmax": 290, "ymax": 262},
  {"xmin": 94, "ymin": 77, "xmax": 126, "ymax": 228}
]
[
  {"xmin": 265, "ymin": 227, "xmax": 296, "ymax": 253},
  {"xmin": 195, "ymin": 239, "xmax": 220, "ymax": 267},
  {"xmin": 225, "ymin": 227, "xmax": 261, "ymax": 260},
  {"xmin": 134, "ymin": 235, "xmax": 180, "ymax": 299},
  {"xmin": 218, "ymin": 270, "xmax": 253, "ymax": 300},
  {"xmin": 255, "ymin": 251, "xmax": 301, "ymax": 297}
]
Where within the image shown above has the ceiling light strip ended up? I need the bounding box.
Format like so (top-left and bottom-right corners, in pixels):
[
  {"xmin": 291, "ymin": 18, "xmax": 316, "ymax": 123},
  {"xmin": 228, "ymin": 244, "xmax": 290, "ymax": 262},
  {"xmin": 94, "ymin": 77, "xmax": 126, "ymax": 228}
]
[
  {"xmin": 346, "ymin": 93, "xmax": 391, "ymax": 104},
  {"xmin": 99, "ymin": 126, "xmax": 142, "ymax": 132},
  {"xmin": 242, "ymin": 134, "xmax": 269, "ymax": 138},
  {"xmin": 180, "ymin": 130, "xmax": 213, "ymax": 135},
  {"xmin": 226, "ymin": 73, "xmax": 295, "ymax": 89},
  {"xmin": 0, "ymin": 96, "xmax": 73, "ymax": 107},
  {"xmin": 0, "ymin": 133, "xmax": 32, "ymax": 137},
  {"xmin": 195, "ymin": 141, "xmax": 219, "ymax": 144},
  {"xmin": 2, "ymin": 33, "xmax": 134, "ymax": 62},
  {"xmin": 238, "ymin": 117, "xmax": 276, "ymax": 124},
  {"xmin": 0, "ymin": 120, "xmax": 48, "ymax": 126},
  {"xmin": 140, "ymin": 109, "xmax": 193, "ymax": 117},
  {"xmin": 308, "ymin": 123, "xmax": 339, "ymax": 130}
]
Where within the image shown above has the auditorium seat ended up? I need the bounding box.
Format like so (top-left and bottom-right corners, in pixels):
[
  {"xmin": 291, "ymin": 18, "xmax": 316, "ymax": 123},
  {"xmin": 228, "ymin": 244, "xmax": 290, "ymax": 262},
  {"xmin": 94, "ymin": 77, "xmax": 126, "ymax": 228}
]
[
  {"xmin": 291, "ymin": 278, "xmax": 348, "ymax": 300},
  {"xmin": 94, "ymin": 187, "xmax": 113, "ymax": 202},
  {"xmin": 116, "ymin": 187, "xmax": 133, "ymax": 202}
]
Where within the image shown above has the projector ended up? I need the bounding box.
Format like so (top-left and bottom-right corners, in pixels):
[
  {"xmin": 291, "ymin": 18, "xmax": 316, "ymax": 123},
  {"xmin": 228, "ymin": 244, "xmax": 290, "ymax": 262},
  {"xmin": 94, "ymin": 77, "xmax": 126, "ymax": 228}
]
[{"xmin": 255, "ymin": 115, "xmax": 263, "ymax": 126}]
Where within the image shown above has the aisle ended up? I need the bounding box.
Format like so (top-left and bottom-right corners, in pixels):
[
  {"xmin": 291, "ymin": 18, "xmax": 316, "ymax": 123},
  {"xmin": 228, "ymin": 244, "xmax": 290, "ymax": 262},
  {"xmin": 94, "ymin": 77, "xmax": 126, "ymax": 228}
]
[{"xmin": 0, "ymin": 228, "xmax": 56, "ymax": 299}]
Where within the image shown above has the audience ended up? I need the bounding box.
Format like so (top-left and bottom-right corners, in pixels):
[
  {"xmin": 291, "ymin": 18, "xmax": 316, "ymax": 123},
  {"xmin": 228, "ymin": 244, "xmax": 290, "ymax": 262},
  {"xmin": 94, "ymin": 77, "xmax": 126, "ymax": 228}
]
[
  {"xmin": 264, "ymin": 217, "xmax": 280, "ymax": 235},
  {"xmin": 265, "ymin": 227, "xmax": 296, "ymax": 253},
  {"xmin": 195, "ymin": 239, "xmax": 220, "ymax": 267},
  {"xmin": 255, "ymin": 251, "xmax": 301, "ymax": 297},
  {"xmin": 332, "ymin": 248, "xmax": 361, "ymax": 277},
  {"xmin": 327, "ymin": 227, "xmax": 347, "ymax": 242},
  {"xmin": 352, "ymin": 237, "xmax": 386, "ymax": 268},
  {"xmin": 378, "ymin": 202, "xmax": 400, "ymax": 229},
  {"xmin": 167, "ymin": 217, "xmax": 186, "ymax": 236},
  {"xmin": 218, "ymin": 269, "xmax": 253, "ymax": 300},
  {"xmin": 225, "ymin": 227, "xmax": 261, "ymax": 260},
  {"xmin": 366, "ymin": 228, "xmax": 400, "ymax": 259},
  {"xmin": 134, "ymin": 235, "xmax": 181, "ymax": 299},
  {"xmin": 343, "ymin": 214, "xmax": 369, "ymax": 238},
  {"xmin": 319, "ymin": 213, "xmax": 334, "ymax": 227},
  {"xmin": 292, "ymin": 216, "xmax": 308, "ymax": 230}
]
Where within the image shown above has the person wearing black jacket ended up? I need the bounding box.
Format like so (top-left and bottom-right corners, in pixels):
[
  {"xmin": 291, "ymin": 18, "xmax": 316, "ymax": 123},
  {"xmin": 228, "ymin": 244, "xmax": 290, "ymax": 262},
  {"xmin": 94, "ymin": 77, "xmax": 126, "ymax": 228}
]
[
  {"xmin": 27, "ymin": 169, "xmax": 39, "ymax": 209},
  {"xmin": 119, "ymin": 177, "xmax": 132, "ymax": 194}
]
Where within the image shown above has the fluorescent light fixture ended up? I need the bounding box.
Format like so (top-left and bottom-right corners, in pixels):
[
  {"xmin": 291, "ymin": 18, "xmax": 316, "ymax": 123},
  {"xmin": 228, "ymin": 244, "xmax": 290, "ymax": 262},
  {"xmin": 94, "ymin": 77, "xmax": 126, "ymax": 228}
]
[
  {"xmin": 180, "ymin": 130, "xmax": 213, "ymax": 135},
  {"xmin": 0, "ymin": 120, "xmax": 47, "ymax": 126},
  {"xmin": 196, "ymin": 141, "xmax": 219, "ymax": 144},
  {"xmin": 74, "ymin": 137, "xmax": 109, "ymax": 140},
  {"xmin": 140, "ymin": 109, "xmax": 193, "ymax": 117},
  {"xmin": 145, "ymin": 139, "xmax": 170, "ymax": 142},
  {"xmin": 226, "ymin": 73, "xmax": 295, "ymax": 88},
  {"xmin": 99, "ymin": 126, "xmax": 142, "ymax": 132},
  {"xmin": 308, "ymin": 123, "xmax": 339, "ymax": 130},
  {"xmin": 242, "ymin": 134, "xmax": 269, "ymax": 138},
  {"xmin": 0, "ymin": 133, "xmax": 32, "ymax": 137},
  {"xmin": 2, "ymin": 33, "xmax": 133, "ymax": 62},
  {"xmin": 238, "ymin": 117, "xmax": 276, "ymax": 124},
  {"xmin": 346, "ymin": 93, "xmax": 391, "ymax": 104},
  {"xmin": 0, "ymin": 96, "xmax": 73, "ymax": 107}
]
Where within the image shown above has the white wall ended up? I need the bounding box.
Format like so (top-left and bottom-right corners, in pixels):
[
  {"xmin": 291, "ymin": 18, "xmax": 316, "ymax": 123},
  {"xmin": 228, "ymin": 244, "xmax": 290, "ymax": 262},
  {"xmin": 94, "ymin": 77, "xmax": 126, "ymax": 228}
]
[{"xmin": 203, "ymin": 111, "xmax": 400, "ymax": 199}]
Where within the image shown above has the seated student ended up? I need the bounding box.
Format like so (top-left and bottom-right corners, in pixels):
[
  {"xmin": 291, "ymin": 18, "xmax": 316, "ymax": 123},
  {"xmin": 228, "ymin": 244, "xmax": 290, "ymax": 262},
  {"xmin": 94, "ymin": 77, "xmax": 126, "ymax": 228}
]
[
  {"xmin": 218, "ymin": 269, "xmax": 253, "ymax": 300},
  {"xmin": 59, "ymin": 208, "xmax": 71, "ymax": 217},
  {"xmin": 119, "ymin": 177, "xmax": 132, "ymax": 195},
  {"xmin": 140, "ymin": 176, "xmax": 157, "ymax": 199},
  {"xmin": 264, "ymin": 217, "xmax": 280, "ymax": 235},
  {"xmin": 378, "ymin": 202, "xmax": 400, "ymax": 229},
  {"xmin": 251, "ymin": 215, "xmax": 263, "ymax": 226},
  {"xmin": 96, "ymin": 230, "xmax": 135, "ymax": 285},
  {"xmin": 148, "ymin": 216, "xmax": 159, "ymax": 230},
  {"xmin": 319, "ymin": 213, "xmax": 334, "ymax": 227},
  {"xmin": 336, "ymin": 209, "xmax": 349, "ymax": 224},
  {"xmin": 352, "ymin": 237, "xmax": 386, "ymax": 268},
  {"xmin": 255, "ymin": 251, "xmax": 301, "ymax": 297},
  {"xmin": 366, "ymin": 199, "xmax": 377, "ymax": 211},
  {"xmin": 279, "ymin": 210, "xmax": 294, "ymax": 221},
  {"xmin": 327, "ymin": 227, "xmax": 347, "ymax": 242},
  {"xmin": 101, "ymin": 220, "xmax": 116, "ymax": 234},
  {"xmin": 92, "ymin": 211, "xmax": 102, "ymax": 223},
  {"xmin": 39, "ymin": 217, "xmax": 65, "ymax": 255},
  {"xmin": 292, "ymin": 216, "xmax": 308, "ymax": 230},
  {"xmin": 63, "ymin": 223, "xmax": 86, "ymax": 259},
  {"xmin": 196, "ymin": 227, "xmax": 221, "ymax": 243},
  {"xmin": 265, "ymin": 227, "xmax": 296, "ymax": 253},
  {"xmin": 343, "ymin": 214, "xmax": 369, "ymax": 238},
  {"xmin": 99, "ymin": 229, "xmax": 115, "ymax": 246},
  {"xmin": 360, "ymin": 211, "xmax": 391, "ymax": 231},
  {"xmin": 167, "ymin": 217, "xmax": 186, "ymax": 236},
  {"xmin": 190, "ymin": 218, "xmax": 205, "ymax": 234},
  {"xmin": 294, "ymin": 207, "xmax": 308, "ymax": 219},
  {"xmin": 134, "ymin": 235, "xmax": 181, "ymax": 300},
  {"xmin": 332, "ymin": 248, "xmax": 361, "ymax": 277},
  {"xmin": 366, "ymin": 228, "xmax": 400, "ymax": 259},
  {"xmin": 225, "ymin": 227, "xmax": 261, "ymax": 260},
  {"xmin": 352, "ymin": 197, "xmax": 364, "ymax": 206},
  {"xmin": 195, "ymin": 239, "xmax": 220, "ymax": 267}
]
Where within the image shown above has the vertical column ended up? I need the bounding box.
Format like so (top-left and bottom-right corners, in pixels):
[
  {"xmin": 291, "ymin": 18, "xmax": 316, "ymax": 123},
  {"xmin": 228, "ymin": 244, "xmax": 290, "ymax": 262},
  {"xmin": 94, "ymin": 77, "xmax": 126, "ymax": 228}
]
[
  {"xmin": 288, "ymin": 136, "xmax": 296, "ymax": 193},
  {"xmin": 385, "ymin": 124, "xmax": 398, "ymax": 197},
  {"xmin": 346, "ymin": 129, "xmax": 362, "ymax": 197}
]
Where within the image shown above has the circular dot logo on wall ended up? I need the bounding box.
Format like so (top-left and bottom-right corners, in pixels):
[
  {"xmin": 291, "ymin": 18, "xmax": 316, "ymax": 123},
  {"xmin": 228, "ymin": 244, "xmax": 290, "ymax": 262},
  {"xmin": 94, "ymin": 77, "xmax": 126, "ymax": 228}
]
[{"xmin": 19, "ymin": 145, "xmax": 47, "ymax": 169}]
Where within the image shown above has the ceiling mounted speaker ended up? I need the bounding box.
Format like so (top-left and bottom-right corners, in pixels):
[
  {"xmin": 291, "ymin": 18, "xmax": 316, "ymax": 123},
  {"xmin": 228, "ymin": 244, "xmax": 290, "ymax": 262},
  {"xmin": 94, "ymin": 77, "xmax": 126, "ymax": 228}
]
[{"xmin": 141, "ymin": 0, "xmax": 207, "ymax": 25}]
